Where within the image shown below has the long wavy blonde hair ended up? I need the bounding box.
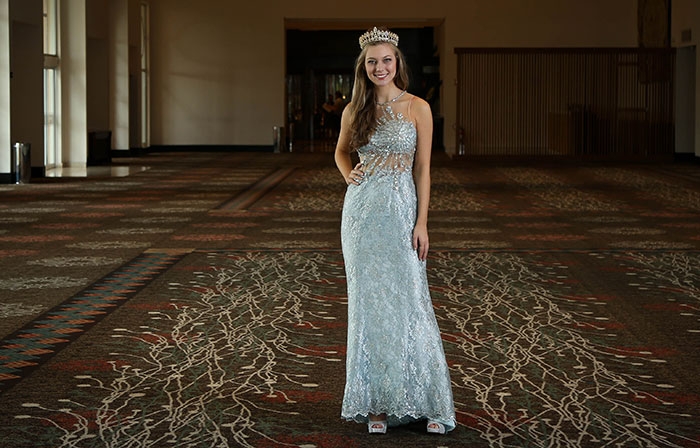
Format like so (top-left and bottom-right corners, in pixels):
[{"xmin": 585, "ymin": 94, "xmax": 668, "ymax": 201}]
[{"xmin": 347, "ymin": 40, "xmax": 410, "ymax": 151}]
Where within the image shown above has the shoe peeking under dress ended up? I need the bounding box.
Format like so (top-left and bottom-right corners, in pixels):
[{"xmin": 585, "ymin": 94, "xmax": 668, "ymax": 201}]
[
  {"xmin": 427, "ymin": 421, "xmax": 446, "ymax": 434},
  {"xmin": 367, "ymin": 420, "xmax": 387, "ymax": 434}
]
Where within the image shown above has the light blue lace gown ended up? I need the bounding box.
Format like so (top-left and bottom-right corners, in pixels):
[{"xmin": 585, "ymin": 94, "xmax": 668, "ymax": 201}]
[{"xmin": 340, "ymin": 98, "xmax": 456, "ymax": 432}]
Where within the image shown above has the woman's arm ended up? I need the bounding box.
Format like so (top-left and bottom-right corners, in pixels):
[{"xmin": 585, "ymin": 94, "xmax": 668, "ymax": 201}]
[
  {"xmin": 334, "ymin": 106, "xmax": 363, "ymax": 185},
  {"xmin": 412, "ymin": 96, "xmax": 433, "ymax": 261}
]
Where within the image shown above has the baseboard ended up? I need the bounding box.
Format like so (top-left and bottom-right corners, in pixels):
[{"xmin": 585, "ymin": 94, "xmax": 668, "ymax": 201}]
[
  {"xmin": 146, "ymin": 145, "xmax": 274, "ymax": 153},
  {"xmin": 110, "ymin": 148, "xmax": 147, "ymax": 158}
]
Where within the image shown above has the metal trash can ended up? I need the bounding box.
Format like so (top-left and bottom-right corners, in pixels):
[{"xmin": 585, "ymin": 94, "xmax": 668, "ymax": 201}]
[
  {"xmin": 273, "ymin": 126, "xmax": 285, "ymax": 153},
  {"xmin": 12, "ymin": 142, "xmax": 31, "ymax": 184}
]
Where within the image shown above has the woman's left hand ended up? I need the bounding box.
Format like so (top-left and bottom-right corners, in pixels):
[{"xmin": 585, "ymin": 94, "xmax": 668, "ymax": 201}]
[{"xmin": 413, "ymin": 224, "xmax": 429, "ymax": 261}]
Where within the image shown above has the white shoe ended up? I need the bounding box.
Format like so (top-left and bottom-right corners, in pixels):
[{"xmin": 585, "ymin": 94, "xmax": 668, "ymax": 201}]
[
  {"xmin": 427, "ymin": 421, "xmax": 446, "ymax": 434},
  {"xmin": 368, "ymin": 420, "xmax": 387, "ymax": 434}
]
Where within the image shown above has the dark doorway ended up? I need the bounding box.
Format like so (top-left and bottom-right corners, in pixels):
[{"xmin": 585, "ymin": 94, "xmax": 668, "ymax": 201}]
[{"xmin": 285, "ymin": 27, "xmax": 441, "ymax": 152}]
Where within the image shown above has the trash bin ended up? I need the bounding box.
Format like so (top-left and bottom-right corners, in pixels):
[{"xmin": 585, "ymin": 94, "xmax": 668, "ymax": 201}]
[
  {"xmin": 273, "ymin": 126, "xmax": 285, "ymax": 153},
  {"xmin": 12, "ymin": 142, "xmax": 31, "ymax": 184}
]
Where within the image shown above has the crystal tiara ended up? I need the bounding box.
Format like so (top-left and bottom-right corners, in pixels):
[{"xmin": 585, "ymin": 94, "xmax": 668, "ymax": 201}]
[{"xmin": 359, "ymin": 27, "xmax": 399, "ymax": 49}]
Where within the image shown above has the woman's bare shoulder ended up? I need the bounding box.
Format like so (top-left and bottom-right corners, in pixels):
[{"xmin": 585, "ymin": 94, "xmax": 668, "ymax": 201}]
[
  {"xmin": 409, "ymin": 94, "xmax": 430, "ymax": 112},
  {"xmin": 405, "ymin": 94, "xmax": 431, "ymax": 124}
]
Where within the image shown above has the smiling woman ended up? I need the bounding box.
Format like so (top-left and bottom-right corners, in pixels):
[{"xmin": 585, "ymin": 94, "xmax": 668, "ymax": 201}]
[{"xmin": 334, "ymin": 27, "xmax": 456, "ymax": 436}]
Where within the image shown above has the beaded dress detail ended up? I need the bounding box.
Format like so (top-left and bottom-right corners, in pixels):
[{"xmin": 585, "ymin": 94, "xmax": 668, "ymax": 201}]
[{"xmin": 340, "ymin": 96, "xmax": 456, "ymax": 431}]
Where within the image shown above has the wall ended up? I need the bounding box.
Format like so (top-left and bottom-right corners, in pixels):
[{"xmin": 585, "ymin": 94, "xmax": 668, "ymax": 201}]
[
  {"xmin": 10, "ymin": 21, "xmax": 43, "ymax": 165},
  {"xmin": 149, "ymin": 0, "xmax": 284, "ymax": 146},
  {"xmin": 9, "ymin": 0, "xmax": 43, "ymax": 169},
  {"xmin": 671, "ymin": 0, "xmax": 700, "ymax": 156},
  {"xmin": 671, "ymin": 0, "xmax": 700, "ymax": 47},
  {"xmin": 87, "ymin": 0, "xmax": 110, "ymax": 132},
  {"xmin": 0, "ymin": 0, "xmax": 43, "ymax": 180},
  {"xmin": 149, "ymin": 0, "xmax": 638, "ymax": 151}
]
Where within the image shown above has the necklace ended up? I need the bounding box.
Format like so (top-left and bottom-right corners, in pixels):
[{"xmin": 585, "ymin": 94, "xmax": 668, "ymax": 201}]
[{"xmin": 376, "ymin": 90, "xmax": 406, "ymax": 106}]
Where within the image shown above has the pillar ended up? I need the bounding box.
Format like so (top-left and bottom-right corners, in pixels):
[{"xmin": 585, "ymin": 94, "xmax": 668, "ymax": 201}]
[{"xmin": 60, "ymin": 0, "xmax": 87, "ymax": 167}]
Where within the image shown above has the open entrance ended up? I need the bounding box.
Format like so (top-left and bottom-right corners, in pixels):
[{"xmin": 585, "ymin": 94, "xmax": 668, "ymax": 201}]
[{"xmin": 285, "ymin": 21, "xmax": 443, "ymax": 153}]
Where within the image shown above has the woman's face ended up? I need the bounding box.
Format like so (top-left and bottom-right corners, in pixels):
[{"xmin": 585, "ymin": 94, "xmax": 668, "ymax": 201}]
[{"xmin": 364, "ymin": 43, "xmax": 397, "ymax": 87}]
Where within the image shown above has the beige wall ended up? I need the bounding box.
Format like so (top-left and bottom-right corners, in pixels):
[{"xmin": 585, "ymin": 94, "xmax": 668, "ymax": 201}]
[
  {"xmin": 150, "ymin": 0, "xmax": 284, "ymax": 146},
  {"xmin": 87, "ymin": 0, "xmax": 110, "ymax": 132},
  {"xmin": 672, "ymin": 0, "xmax": 700, "ymax": 47},
  {"xmin": 149, "ymin": 0, "xmax": 638, "ymax": 151},
  {"xmin": 671, "ymin": 0, "xmax": 700, "ymax": 156},
  {"xmin": 9, "ymin": 0, "xmax": 43, "ymax": 168}
]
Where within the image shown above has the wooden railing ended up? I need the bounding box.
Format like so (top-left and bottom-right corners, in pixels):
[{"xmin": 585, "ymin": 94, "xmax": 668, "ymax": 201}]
[{"xmin": 455, "ymin": 48, "xmax": 675, "ymax": 159}]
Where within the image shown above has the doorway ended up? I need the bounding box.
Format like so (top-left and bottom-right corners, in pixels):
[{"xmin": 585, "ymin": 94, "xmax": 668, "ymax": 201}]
[
  {"xmin": 286, "ymin": 69, "xmax": 352, "ymax": 153},
  {"xmin": 285, "ymin": 25, "xmax": 441, "ymax": 152}
]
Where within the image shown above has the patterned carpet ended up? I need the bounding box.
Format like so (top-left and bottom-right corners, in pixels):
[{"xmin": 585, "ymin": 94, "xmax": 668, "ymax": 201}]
[{"xmin": 0, "ymin": 151, "xmax": 699, "ymax": 447}]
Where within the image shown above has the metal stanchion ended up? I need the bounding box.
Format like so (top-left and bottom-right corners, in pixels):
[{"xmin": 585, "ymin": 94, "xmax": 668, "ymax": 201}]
[
  {"xmin": 273, "ymin": 126, "xmax": 286, "ymax": 153},
  {"xmin": 12, "ymin": 142, "xmax": 31, "ymax": 184}
]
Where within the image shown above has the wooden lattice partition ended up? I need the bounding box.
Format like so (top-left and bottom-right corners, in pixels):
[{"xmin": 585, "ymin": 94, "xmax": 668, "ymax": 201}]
[{"xmin": 455, "ymin": 48, "xmax": 675, "ymax": 159}]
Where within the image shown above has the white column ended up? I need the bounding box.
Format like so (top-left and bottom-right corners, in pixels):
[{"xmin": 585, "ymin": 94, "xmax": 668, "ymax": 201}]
[
  {"xmin": 60, "ymin": 0, "xmax": 87, "ymax": 167},
  {"xmin": 0, "ymin": 0, "xmax": 10, "ymax": 178},
  {"xmin": 109, "ymin": 0, "xmax": 129, "ymax": 151}
]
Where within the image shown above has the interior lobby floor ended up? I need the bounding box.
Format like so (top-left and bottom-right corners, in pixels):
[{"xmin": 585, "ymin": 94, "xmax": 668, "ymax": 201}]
[
  {"xmin": 45, "ymin": 164, "xmax": 151, "ymax": 178},
  {"xmin": 0, "ymin": 151, "xmax": 699, "ymax": 447}
]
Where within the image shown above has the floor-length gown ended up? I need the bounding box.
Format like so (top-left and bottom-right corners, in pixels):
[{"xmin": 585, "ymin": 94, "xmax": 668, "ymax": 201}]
[{"xmin": 340, "ymin": 96, "xmax": 456, "ymax": 431}]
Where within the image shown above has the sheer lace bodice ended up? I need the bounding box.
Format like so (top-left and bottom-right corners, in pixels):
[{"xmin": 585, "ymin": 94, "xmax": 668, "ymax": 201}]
[{"xmin": 358, "ymin": 106, "xmax": 417, "ymax": 178}]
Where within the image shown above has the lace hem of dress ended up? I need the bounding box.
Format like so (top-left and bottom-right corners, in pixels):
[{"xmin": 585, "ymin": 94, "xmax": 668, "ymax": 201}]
[{"xmin": 343, "ymin": 411, "xmax": 456, "ymax": 431}]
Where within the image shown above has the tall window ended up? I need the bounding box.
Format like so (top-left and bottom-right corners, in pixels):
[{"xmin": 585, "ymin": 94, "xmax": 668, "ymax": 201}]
[
  {"xmin": 43, "ymin": 0, "xmax": 59, "ymax": 168},
  {"xmin": 140, "ymin": 2, "xmax": 150, "ymax": 148}
]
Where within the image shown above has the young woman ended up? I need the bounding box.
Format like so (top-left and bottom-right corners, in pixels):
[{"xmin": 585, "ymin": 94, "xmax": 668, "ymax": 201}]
[{"xmin": 335, "ymin": 27, "xmax": 456, "ymax": 435}]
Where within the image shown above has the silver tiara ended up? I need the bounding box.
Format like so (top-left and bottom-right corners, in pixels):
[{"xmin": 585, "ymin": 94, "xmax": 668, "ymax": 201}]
[{"xmin": 359, "ymin": 27, "xmax": 399, "ymax": 49}]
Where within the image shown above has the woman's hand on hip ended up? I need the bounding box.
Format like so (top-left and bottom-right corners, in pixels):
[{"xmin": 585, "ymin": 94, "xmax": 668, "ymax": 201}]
[{"xmin": 347, "ymin": 162, "xmax": 364, "ymax": 185}]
